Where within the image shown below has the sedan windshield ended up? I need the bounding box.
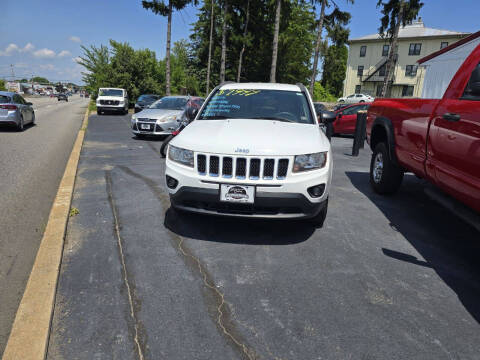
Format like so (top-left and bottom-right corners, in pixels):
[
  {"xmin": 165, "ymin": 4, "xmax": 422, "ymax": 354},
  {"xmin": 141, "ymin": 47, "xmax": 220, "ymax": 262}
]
[
  {"xmin": 138, "ymin": 95, "xmax": 158, "ymax": 102},
  {"xmin": 198, "ymin": 89, "xmax": 314, "ymax": 124},
  {"xmin": 99, "ymin": 89, "xmax": 123, "ymax": 97},
  {"xmin": 150, "ymin": 97, "xmax": 188, "ymax": 110}
]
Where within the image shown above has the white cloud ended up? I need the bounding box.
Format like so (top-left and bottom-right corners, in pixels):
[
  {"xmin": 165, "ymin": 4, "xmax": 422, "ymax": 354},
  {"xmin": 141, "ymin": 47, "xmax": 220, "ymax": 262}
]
[
  {"xmin": 33, "ymin": 48, "xmax": 56, "ymax": 58},
  {"xmin": 58, "ymin": 50, "xmax": 72, "ymax": 57},
  {"xmin": 0, "ymin": 43, "xmax": 20, "ymax": 56},
  {"xmin": 72, "ymin": 56, "xmax": 82, "ymax": 63},
  {"xmin": 0, "ymin": 43, "xmax": 35, "ymax": 56},
  {"xmin": 39, "ymin": 64, "xmax": 55, "ymax": 71},
  {"xmin": 69, "ymin": 36, "xmax": 81, "ymax": 43},
  {"xmin": 21, "ymin": 43, "xmax": 35, "ymax": 52}
]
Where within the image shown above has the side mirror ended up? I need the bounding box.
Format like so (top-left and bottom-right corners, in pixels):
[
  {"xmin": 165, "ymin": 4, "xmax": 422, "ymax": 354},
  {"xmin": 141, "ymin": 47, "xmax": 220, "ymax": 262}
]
[
  {"xmin": 320, "ymin": 111, "xmax": 337, "ymax": 124},
  {"xmin": 186, "ymin": 106, "xmax": 198, "ymax": 121}
]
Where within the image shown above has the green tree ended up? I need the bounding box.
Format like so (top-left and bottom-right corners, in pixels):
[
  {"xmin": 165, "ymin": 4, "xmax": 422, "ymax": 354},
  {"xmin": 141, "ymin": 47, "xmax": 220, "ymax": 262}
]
[
  {"xmin": 0, "ymin": 79, "xmax": 6, "ymax": 91},
  {"xmin": 142, "ymin": 0, "xmax": 197, "ymax": 95},
  {"xmin": 309, "ymin": 0, "xmax": 353, "ymax": 95},
  {"xmin": 31, "ymin": 76, "xmax": 49, "ymax": 84},
  {"xmin": 313, "ymin": 81, "xmax": 336, "ymax": 102},
  {"xmin": 377, "ymin": 0, "xmax": 423, "ymax": 97},
  {"xmin": 77, "ymin": 44, "xmax": 112, "ymax": 99}
]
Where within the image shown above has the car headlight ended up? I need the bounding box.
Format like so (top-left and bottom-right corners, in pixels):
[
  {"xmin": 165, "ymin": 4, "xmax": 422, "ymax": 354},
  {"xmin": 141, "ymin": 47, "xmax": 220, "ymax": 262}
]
[
  {"xmin": 293, "ymin": 152, "xmax": 327, "ymax": 173},
  {"xmin": 168, "ymin": 145, "xmax": 194, "ymax": 168},
  {"xmin": 160, "ymin": 115, "xmax": 177, "ymax": 123}
]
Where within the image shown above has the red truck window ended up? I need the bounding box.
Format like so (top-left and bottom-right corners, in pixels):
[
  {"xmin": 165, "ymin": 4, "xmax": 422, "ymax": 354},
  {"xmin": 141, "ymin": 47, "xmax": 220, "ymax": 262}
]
[{"xmin": 461, "ymin": 62, "xmax": 480, "ymax": 101}]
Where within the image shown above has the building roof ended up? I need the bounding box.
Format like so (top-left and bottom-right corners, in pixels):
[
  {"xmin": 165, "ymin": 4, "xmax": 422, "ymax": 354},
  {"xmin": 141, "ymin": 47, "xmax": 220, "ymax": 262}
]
[
  {"xmin": 418, "ymin": 30, "xmax": 480, "ymax": 64},
  {"xmin": 350, "ymin": 18, "xmax": 469, "ymax": 43}
]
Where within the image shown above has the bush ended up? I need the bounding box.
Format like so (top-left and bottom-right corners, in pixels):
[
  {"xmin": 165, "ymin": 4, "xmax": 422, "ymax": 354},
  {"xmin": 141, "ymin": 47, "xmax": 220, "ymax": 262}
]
[
  {"xmin": 0, "ymin": 79, "xmax": 6, "ymax": 91},
  {"xmin": 313, "ymin": 82, "xmax": 336, "ymax": 102}
]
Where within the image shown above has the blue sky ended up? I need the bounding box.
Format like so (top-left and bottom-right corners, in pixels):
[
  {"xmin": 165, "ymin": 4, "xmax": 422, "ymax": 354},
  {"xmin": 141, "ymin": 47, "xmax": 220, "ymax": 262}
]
[{"xmin": 1, "ymin": 0, "xmax": 478, "ymax": 85}]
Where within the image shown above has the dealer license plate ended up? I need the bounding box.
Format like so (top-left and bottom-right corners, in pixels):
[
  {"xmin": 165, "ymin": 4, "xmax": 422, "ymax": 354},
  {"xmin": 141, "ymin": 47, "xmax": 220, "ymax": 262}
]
[
  {"xmin": 220, "ymin": 184, "xmax": 255, "ymax": 204},
  {"xmin": 140, "ymin": 124, "xmax": 151, "ymax": 130}
]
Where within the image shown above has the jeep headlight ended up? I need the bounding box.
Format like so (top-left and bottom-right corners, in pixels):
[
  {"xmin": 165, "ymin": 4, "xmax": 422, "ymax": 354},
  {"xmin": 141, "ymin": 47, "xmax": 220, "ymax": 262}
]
[
  {"xmin": 293, "ymin": 152, "xmax": 327, "ymax": 173},
  {"xmin": 168, "ymin": 145, "xmax": 194, "ymax": 168}
]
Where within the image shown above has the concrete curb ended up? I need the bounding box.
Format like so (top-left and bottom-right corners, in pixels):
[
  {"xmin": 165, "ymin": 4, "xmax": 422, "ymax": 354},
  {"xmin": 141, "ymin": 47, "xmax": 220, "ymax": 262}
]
[{"xmin": 2, "ymin": 107, "xmax": 90, "ymax": 360}]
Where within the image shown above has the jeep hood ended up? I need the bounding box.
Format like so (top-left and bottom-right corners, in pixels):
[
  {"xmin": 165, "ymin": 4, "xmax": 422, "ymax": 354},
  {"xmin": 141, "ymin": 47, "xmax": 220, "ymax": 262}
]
[{"xmin": 171, "ymin": 119, "xmax": 330, "ymax": 156}]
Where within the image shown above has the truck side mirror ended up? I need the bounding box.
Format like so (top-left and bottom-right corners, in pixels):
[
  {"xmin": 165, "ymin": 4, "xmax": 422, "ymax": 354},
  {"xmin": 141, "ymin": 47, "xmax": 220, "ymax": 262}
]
[
  {"xmin": 186, "ymin": 106, "xmax": 198, "ymax": 121},
  {"xmin": 320, "ymin": 111, "xmax": 337, "ymax": 124}
]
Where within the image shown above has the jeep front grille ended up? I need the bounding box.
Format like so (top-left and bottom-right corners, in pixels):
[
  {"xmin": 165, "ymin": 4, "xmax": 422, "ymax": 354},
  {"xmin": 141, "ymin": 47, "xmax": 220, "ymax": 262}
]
[{"xmin": 196, "ymin": 154, "xmax": 290, "ymax": 180}]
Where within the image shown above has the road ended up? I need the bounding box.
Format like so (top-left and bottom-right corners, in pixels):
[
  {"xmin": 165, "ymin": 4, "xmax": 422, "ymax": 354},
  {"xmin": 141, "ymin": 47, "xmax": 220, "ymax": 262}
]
[
  {"xmin": 0, "ymin": 95, "xmax": 88, "ymax": 355},
  {"xmin": 45, "ymin": 112, "xmax": 480, "ymax": 360}
]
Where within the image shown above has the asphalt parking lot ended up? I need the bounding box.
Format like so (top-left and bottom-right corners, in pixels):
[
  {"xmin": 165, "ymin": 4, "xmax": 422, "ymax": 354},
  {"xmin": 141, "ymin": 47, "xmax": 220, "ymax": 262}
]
[{"xmin": 47, "ymin": 112, "xmax": 480, "ymax": 360}]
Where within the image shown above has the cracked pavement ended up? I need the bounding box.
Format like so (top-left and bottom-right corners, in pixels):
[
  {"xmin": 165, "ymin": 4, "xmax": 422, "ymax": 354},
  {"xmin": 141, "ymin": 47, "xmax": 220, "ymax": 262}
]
[{"xmin": 46, "ymin": 112, "xmax": 480, "ymax": 359}]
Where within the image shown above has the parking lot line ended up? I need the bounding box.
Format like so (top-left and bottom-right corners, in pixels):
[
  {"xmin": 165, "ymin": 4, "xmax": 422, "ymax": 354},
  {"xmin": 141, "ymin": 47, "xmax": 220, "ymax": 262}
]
[{"xmin": 1, "ymin": 108, "xmax": 89, "ymax": 360}]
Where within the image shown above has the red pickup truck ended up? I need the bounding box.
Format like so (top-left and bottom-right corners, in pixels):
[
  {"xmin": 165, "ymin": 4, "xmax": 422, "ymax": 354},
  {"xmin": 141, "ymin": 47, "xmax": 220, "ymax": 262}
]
[{"xmin": 366, "ymin": 44, "xmax": 480, "ymax": 213}]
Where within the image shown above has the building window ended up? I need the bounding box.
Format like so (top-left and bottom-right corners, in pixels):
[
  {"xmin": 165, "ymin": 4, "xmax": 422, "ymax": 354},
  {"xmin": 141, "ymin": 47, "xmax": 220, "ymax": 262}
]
[
  {"xmin": 355, "ymin": 85, "xmax": 361, "ymax": 93},
  {"xmin": 378, "ymin": 64, "xmax": 386, "ymax": 77},
  {"xmin": 382, "ymin": 45, "xmax": 389, "ymax": 57},
  {"xmin": 402, "ymin": 85, "xmax": 414, "ymax": 97},
  {"xmin": 376, "ymin": 85, "xmax": 383, "ymax": 97},
  {"xmin": 440, "ymin": 42, "xmax": 449, "ymax": 49},
  {"xmin": 408, "ymin": 43, "xmax": 422, "ymax": 55},
  {"xmin": 357, "ymin": 66, "xmax": 364, "ymax": 76},
  {"xmin": 405, "ymin": 65, "xmax": 418, "ymax": 76},
  {"xmin": 360, "ymin": 46, "xmax": 367, "ymax": 57}
]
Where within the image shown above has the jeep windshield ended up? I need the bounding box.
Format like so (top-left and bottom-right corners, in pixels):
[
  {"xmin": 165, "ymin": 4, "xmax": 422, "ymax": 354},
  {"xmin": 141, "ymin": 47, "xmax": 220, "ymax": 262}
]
[
  {"xmin": 150, "ymin": 97, "xmax": 188, "ymax": 110},
  {"xmin": 198, "ymin": 89, "xmax": 314, "ymax": 124},
  {"xmin": 99, "ymin": 89, "xmax": 123, "ymax": 97}
]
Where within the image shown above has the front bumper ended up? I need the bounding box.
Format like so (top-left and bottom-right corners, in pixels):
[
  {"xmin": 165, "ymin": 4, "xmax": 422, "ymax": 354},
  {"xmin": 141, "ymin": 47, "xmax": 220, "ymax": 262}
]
[
  {"xmin": 166, "ymin": 154, "xmax": 332, "ymax": 219},
  {"xmin": 97, "ymin": 106, "xmax": 125, "ymax": 112},
  {"xmin": 169, "ymin": 186, "xmax": 328, "ymax": 219},
  {"xmin": 132, "ymin": 120, "xmax": 178, "ymax": 136}
]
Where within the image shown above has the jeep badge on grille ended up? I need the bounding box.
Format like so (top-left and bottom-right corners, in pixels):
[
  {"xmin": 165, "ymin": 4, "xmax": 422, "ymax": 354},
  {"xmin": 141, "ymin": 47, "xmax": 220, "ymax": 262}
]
[{"xmin": 235, "ymin": 148, "xmax": 250, "ymax": 154}]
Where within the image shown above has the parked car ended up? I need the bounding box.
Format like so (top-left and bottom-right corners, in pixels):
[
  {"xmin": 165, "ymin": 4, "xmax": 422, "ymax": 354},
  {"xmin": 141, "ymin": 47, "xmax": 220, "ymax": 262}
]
[
  {"xmin": 96, "ymin": 88, "xmax": 129, "ymax": 115},
  {"xmin": 58, "ymin": 93, "xmax": 68, "ymax": 102},
  {"xmin": 165, "ymin": 83, "xmax": 335, "ymax": 227},
  {"xmin": 367, "ymin": 43, "xmax": 480, "ymax": 213},
  {"xmin": 337, "ymin": 93, "xmax": 374, "ymax": 104},
  {"xmin": 332, "ymin": 103, "xmax": 350, "ymax": 112},
  {"xmin": 333, "ymin": 103, "xmax": 370, "ymax": 135},
  {"xmin": 131, "ymin": 96, "xmax": 204, "ymax": 138},
  {"xmin": 134, "ymin": 94, "xmax": 162, "ymax": 113},
  {"xmin": 0, "ymin": 91, "xmax": 35, "ymax": 131},
  {"xmin": 313, "ymin": 102, "xmax": 327, "ymax": 114}
]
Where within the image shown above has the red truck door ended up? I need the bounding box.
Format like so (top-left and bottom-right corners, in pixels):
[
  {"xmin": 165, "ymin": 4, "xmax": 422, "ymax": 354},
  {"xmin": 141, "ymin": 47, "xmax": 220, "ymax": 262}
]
[{"xmin": 427, "ymin": 62, "xmax": 480, "ymax": 212}]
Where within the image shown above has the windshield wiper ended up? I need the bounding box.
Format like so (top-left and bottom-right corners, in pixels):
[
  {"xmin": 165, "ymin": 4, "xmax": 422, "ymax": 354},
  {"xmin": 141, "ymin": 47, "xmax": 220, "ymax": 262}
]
[{"xmin": 250, "ymin": 116, "xmax": 294, "ymax": 122}]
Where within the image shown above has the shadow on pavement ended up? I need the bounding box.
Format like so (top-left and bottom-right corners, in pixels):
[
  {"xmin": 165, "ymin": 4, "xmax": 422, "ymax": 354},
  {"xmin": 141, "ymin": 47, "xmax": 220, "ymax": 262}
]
[
  {"xmin": 0, "ymin": 123, "xmax": 36, "ymax": 132},
  {"xmin": 164, "ymin": 207, "xmax": 315, "ymax": 245},
  {"xmin": 346, "ymin": 171, "xmax": 480, "ymax": 324}
]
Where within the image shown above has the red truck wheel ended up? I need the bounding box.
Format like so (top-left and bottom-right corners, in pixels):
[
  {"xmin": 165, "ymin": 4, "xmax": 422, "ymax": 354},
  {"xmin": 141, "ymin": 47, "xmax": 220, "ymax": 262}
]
[{"xmin": 370, "ymin": 143, "xmax": 404, "ymax": 194}]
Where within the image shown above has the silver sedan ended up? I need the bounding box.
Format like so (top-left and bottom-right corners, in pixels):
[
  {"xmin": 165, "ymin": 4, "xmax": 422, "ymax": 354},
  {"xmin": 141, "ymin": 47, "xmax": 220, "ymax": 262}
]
[
  {"xmin": 0, "ymin": 91, "xmax": 35, "ymax": 131},
  {"xmin": 131, "ymin": 96, "xmax": 189, "ymax": 138}
]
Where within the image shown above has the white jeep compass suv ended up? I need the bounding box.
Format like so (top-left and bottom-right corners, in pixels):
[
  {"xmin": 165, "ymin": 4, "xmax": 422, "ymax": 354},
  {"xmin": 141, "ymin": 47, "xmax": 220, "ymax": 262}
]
[{"xmin": 165, "ymin": 82, "xmax": 333, "ymax": 226}]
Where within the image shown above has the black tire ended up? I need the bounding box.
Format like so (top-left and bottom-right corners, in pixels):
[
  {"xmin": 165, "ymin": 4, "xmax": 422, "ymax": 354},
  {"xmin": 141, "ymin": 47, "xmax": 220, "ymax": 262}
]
[
  {"xmin": 370, "ymin": 142, "xmax": 404, "ymax": 194},
  {"xmin": 160, "ymin": 135, "xmax": 174, "ymax": 158},
  {"xmin": 97, "ymin": 109, "xmax": 102, "ymax": 115},
  {"xmin": 309, "ymin": 199, "xmax": 328, "ymax": 228},
  {"xmin": 31, "ymin": 113, "xmax": 35, "ymax": 125},
  {"xmin": 17, "ymin": 116, "xmax": 24, "ymax": 132}
]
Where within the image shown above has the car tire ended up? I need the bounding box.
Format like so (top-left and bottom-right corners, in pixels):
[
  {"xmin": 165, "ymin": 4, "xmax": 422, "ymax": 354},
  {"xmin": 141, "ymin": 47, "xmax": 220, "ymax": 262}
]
[
  {"xmin": 309, "ymin": 199, "xmax": 328, "ymax": 228},
  {"xmin": 31, "ymin": 113, "xmax": 35, "ymax": 125},
  {"xmin": 97, "ymin": 109, "xmax": 102, "ymax": 115},
  {"xmin": 17, "ymin": 116, "xmax": 24, "ymax": 132},
  {"xmin": 160, "ymin": 135, "xmax": 174, "ymax": 158},
  {"xmin": 370, "ymin": 142, "xmax": 404, "ymax": 194}
]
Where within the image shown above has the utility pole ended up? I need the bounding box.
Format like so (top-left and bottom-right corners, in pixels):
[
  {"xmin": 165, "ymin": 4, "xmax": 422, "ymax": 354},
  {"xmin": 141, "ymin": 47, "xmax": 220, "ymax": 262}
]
[
  {"xmin": 381, "ymin": 1, "xmax": 404, "ymax": 98},
  {"xmin": 10, "ymin": 64, "xmax": 15, "ymax": 79}
]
